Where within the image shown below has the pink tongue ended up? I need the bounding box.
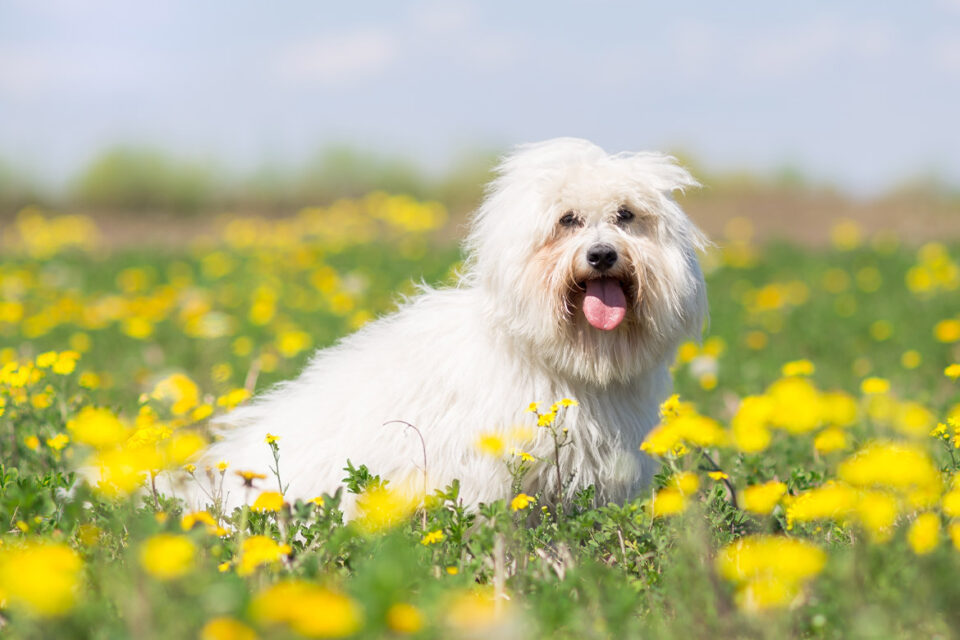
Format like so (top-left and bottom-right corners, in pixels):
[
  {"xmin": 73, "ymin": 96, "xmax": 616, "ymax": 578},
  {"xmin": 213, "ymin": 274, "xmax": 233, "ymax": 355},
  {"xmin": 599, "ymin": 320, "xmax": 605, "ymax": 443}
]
[{"xmin": 583, "ymin": 278, "xmax": 627, "ymax": 330}]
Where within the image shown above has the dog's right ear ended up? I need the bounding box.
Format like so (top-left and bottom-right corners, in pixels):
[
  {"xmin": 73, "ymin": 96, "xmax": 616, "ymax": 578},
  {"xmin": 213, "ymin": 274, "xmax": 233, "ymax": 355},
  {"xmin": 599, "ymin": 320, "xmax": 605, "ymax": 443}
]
[{"xmin": 618, "ymin": 152, "xmax": 701, "ymax": 196}]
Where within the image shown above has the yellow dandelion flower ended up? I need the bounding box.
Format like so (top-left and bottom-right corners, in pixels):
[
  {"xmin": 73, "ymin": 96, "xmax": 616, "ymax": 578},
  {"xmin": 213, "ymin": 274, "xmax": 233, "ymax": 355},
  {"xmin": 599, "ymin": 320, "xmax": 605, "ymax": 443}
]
[
  {"xmin": 52, "ymin": 351, "xmax": 80, "ymax": 375},
  {"xmin": 510, "ymin": 493, "xmax": 535, "ymax": 511},
  {"xmin": 420, "ymin": 529, "xmax": 445, "ymax": 545},
  {"xmin": 670, "ymin": 471, "xmax": 700, "ymax": 496},
  {"xmin": 386, "ymin": 602, "xmax": 424, "ymax": 634},
  {"xmin": 536, "ymin": 412, "xmax": 557, "ymax": 427},
  {"xmin": 46, "ymin": 433, "xmax": 69, "ymax": 451},
  {"xmin": 476, "ymin": 433, "xmax": 505, "ymax": 457},
  {"xmin": 907, "ymin": 513, "xmax": 940, "ymax": 555},
  {"xmin": 741, "ymin": 481, "xmax": 788, "ymax": 515},
  {"xmin": 252, "ymin": 491, "xmax": 285, "ymax": 512},
  {"xmin": 265, "ymin": 433, "xmax": 281, "ymax": 444},
  {"xmin": 945, "ymin": 364, "xmax": 960, "ymax": 380},
  {"xmin": 355, "ymin": 486, "xmax": 418, "ymax": 533},
  {"xmin": 139, "ymin": 534, "xmax": 196, "ymax": 580},
  {"xmin": 949, "ymin": 522, "xmax": 960, "ymax": 552},
  {"xmin": 860, "ymin": 377, "xmax": 891, "ymax": 395},
  {"xmin": 813, "ymin": 427, "xmax": 848, "ymax": 454},
  {"xmin": 237, "ymin": 536, "xmax": 291, "ymax": 576},
  {"xmin": 854, "ymin": 490, "xmax": 899, "ymax": 542},
  {"xmin": 0, "ymin": 542, "xmax": 83, "ymax": 617},
  {"xmin": 650, "ymin": 487, "xmax": 686, "ymax": 518},
  {"xmin": 781, "ymin": 359, "xmax": 814, "ymax": 377},
  {"xmin": 251, "ymin": 580, "xmax": 361, "ymax": 637},
  {"xmin": 934, "ymin": 319, "xmax": 960, "ymax": 343},
  {"xmin": 708, "ymin": 471, "xmax": 729, "ymax": 481},
  {"xmin": 200, "ymin": 617, "xmax": 257, "ymax": 640},
  {"xmin": 785, "ymin": 482, "xmax": 857, "ymax": 529},
  {"xmin": 66, "ymin": 407, "xmax": 128, "ymax": 449}
]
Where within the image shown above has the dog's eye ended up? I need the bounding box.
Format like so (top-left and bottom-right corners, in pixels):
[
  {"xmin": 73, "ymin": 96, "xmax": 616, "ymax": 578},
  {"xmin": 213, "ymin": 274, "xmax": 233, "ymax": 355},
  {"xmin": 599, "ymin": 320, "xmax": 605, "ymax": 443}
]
[
  {"xmin": 616, "ymin": 206, "xmax": 635, "ymax": 223},
  {"xmin": 559, "ymin": 212, "xmax": 582, "ymax": 228}
]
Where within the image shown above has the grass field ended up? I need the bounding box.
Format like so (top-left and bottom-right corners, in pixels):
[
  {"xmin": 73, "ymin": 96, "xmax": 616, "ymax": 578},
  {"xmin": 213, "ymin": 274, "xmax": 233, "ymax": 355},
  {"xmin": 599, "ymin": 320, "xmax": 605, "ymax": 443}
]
[{"xmin": 1, "ymin": 201, "xmax": 959, "ymax": 639}]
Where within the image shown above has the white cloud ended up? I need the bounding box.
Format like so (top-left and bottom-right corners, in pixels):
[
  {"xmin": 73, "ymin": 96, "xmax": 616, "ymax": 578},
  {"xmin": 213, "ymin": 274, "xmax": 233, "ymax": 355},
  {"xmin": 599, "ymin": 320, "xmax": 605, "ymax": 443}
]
[{"xmin": 275, "ymin": 29, "xmax": 398, "ymax": 87}]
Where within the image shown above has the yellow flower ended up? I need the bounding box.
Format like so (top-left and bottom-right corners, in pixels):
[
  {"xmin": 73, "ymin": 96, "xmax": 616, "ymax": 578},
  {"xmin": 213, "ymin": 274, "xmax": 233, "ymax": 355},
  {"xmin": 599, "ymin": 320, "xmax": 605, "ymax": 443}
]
[
  {"xmin": 421, "ymin": 529, "xmax": 445, "ymax": 545},
  {"xmin": 139, "ymin": 534, "xmax": 196, "ymax": 580},
  {"xmin": 150, "ymin": 373, "xmax": 200, "ymax": 416},
  {"xmin": 446, "ymin": 587, "xmax": 510, "ymax": 633},
  {"xmin": 355, "ymin": 486, "xmax": 418, "ymax": 533},
  {"xmin": 934, "ymin": 319, "xmax": 960, "ymax": 343},
  {"xmin": 650, "ymin": 487, "xmax": 686, "ymax": 518},
  {"xmin": 901, "ymin": 350, "xmax": 922, "ymax": 369},
  {"xmin": 536, "ymin": 412, "xmax": 557, "ymax": 427},
  {"xmin": 251, "ymin": 580, "xmax": 361, "ymax": 637},
  {"xmin": 949, "ymin": 522, "xmax": 960, "ymax": 552},
  {"xmin": 708, "ymin": 471, "xmax": 729, "ymax": 481},
  {"xmin": 67, "ymin": 406, "xmax": 128, "ymax": 449},
  {"xmin": 0, "ymin": 542, "xmax": 83, "ymax": 617},
  {"xmin": 558, "ymin": 398, "xmax": 578, "ymax": 407},
  {"xmin": 446, "ymin": 566, "xmax": 459, "ymax": 575},
  {"xmin": 216, "ymin": 460, "xmax": 229, "ymax": 472},
  {"xmin": 237, "ymin": 535, "xmax": 292, "ymax": 576},
  {"xmin": 512, "ymin": 449, "xmax": 535, "ymax": 462},
  {"xmin": 200, "ymin": 617, "xmax": 258, "ymax": 640},
  {"xmin": 35, "ymin": 351, "xmax": 58, "ymax": 368},
  {"xmin": 24, "ymin": 435, "xmax": 40, "ymax": 451},
  {"xmin": 907, "ymin": 513, "xmax": 940, "ymax": 555},
  {"xmin": 781, "ymin": 359, "xmax": 814, "ymax": 377},
  {"xmin": 526, "ymin": 402, "xmax": 539, "ymax": 413},
  {"xmin": 265, "ymin": 433, "xmax": 281, "ymax": 444},
  {"xmin": 310, "ymin": 496, "xmax": 325, "ymax": 507},
  {"xmin": 510, "ymin": 493, "xmax": 536, "ymax": 511},
  {"xmin": 386, "ymin": 602, "xmax": 424, "ymax": 634},
  {"xmin": 670, "ymin": 471, "xmax": 700, "ymax": 495},
  {"xmin": 46, "ymin": 433, "xmax": 69, "ymax": 451},
  {"xmin": 181, "ymin": 511, "xmax": 219, "ymax": 533},
  {"xmin": 52, "ymin": 351, "xmax": 80, "ymax": 375},
  {"xmin": 476, "ymin": 433, "xmax": 505, "ymax": 457},
  {"xmin": 217, "ymin": 388, "xmax": 251, "ymax": 411},
  {"xmin": 252, "ymin": 491, "xmax": 285, "ymax": 512},
  {"xmin": 740, "ymin": 481, "xmax": 787, "ymax": 515},
  {"xmin": 766, "ymin": 377, "xmax": 822, "ymax": 434},
  {"xmin": 235, "ymin": 470, "xmax": 267, "ymax": 487},
  {"xmin": 813, "ymin": 427, "xmax": 848, "ymax": 454},
  {"xmin": 837, "ymin": 442, "xmax": 940, "ymax": 493},
  {"xmin": 854, "ymin": 490, "xmax": 899, "ymax": 542},
  {"xmin": 785, "ymin": 482, "xmax": 857, "ymax": 529},
  {"xmin": 218, "ymin": 561, "xmax": 231, "ymax": 573},
  {"xmin": 715, "ymin": 535, "xmax": 825, "ymax": 612},
  {"xmin": 945, "ymin": 364, "xmax": 960, "ymax": 380},
  {"xmin": 860, "ymin": 377, "xmax": 891, "ymax": 395},
  {"xmin": 731, "ymin": 396, "xmax": 774, "ymax": 453},
  {"xmin": 942, "ymin": 488, "xmax": 960, "ymax": 518}
]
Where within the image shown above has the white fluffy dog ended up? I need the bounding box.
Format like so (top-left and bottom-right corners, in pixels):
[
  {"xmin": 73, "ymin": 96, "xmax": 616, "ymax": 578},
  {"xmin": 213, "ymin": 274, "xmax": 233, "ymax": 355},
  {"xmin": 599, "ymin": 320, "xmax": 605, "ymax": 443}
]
[{"xmin": 190, "ymin": 138, "xmax": 707, "ymax": 514}]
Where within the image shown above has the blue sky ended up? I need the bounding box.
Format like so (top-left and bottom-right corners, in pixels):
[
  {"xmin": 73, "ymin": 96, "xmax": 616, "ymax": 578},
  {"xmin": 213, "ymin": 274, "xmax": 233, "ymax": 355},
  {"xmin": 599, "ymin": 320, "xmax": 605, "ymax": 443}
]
[{"xmin": 2, "ymin": 0, "xmax": 959, "ymax": 194}]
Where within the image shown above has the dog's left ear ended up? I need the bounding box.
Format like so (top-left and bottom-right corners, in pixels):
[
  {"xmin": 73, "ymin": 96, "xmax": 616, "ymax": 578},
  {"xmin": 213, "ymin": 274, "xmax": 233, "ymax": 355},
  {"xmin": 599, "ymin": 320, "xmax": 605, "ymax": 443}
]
[{"xmin": 618, "ymin": 152, "xmax": 701, "ymax": 195}]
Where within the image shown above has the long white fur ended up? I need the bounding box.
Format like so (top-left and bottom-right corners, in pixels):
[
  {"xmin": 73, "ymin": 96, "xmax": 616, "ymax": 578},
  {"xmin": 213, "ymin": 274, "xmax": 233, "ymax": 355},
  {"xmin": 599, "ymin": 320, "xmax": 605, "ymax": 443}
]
[{"xmin": 177, "ymin": 138, "xmax": 708, "ymax": 515}]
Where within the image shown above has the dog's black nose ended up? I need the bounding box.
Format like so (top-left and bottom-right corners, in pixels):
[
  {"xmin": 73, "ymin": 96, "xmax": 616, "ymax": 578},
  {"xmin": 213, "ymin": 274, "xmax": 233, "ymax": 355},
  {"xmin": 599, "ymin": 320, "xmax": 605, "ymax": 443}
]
[{"xmin": 586, "ymin": 243, "xmax": 618, "ymax": 271}]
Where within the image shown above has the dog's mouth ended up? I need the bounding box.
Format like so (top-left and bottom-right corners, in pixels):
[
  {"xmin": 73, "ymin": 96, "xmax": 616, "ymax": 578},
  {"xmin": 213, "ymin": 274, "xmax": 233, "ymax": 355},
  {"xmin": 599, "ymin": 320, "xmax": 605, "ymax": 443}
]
[{"xmin": 574, "ymin": 277, "xmax": 629, "ymax": 331}]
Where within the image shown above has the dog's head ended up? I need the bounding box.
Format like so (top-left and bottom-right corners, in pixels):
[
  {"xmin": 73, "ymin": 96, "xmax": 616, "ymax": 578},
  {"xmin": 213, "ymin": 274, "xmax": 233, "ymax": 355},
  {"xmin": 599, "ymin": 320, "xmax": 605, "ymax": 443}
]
[{"xmin": 464, "ymin": 138, "xmax": 708, "ymax": 385}]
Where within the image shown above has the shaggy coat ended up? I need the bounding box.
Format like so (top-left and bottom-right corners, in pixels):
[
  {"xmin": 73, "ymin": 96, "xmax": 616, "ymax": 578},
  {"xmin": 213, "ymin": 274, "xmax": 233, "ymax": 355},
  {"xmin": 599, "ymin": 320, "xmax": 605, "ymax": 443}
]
[{"xmin": 185, "ymin": 138, "xmax": 708, "ymax": 514}]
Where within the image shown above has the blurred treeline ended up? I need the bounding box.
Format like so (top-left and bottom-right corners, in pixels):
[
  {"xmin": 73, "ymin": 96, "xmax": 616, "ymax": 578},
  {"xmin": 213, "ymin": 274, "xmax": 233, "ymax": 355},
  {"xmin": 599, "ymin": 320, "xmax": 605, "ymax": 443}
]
[
  {"xmin": 0, "ymin": 146, "xmax": 499, "ymax": 217},
  {"xmin": 1, "ymin": 145, "xmax": 959, "ymax": 217}
]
